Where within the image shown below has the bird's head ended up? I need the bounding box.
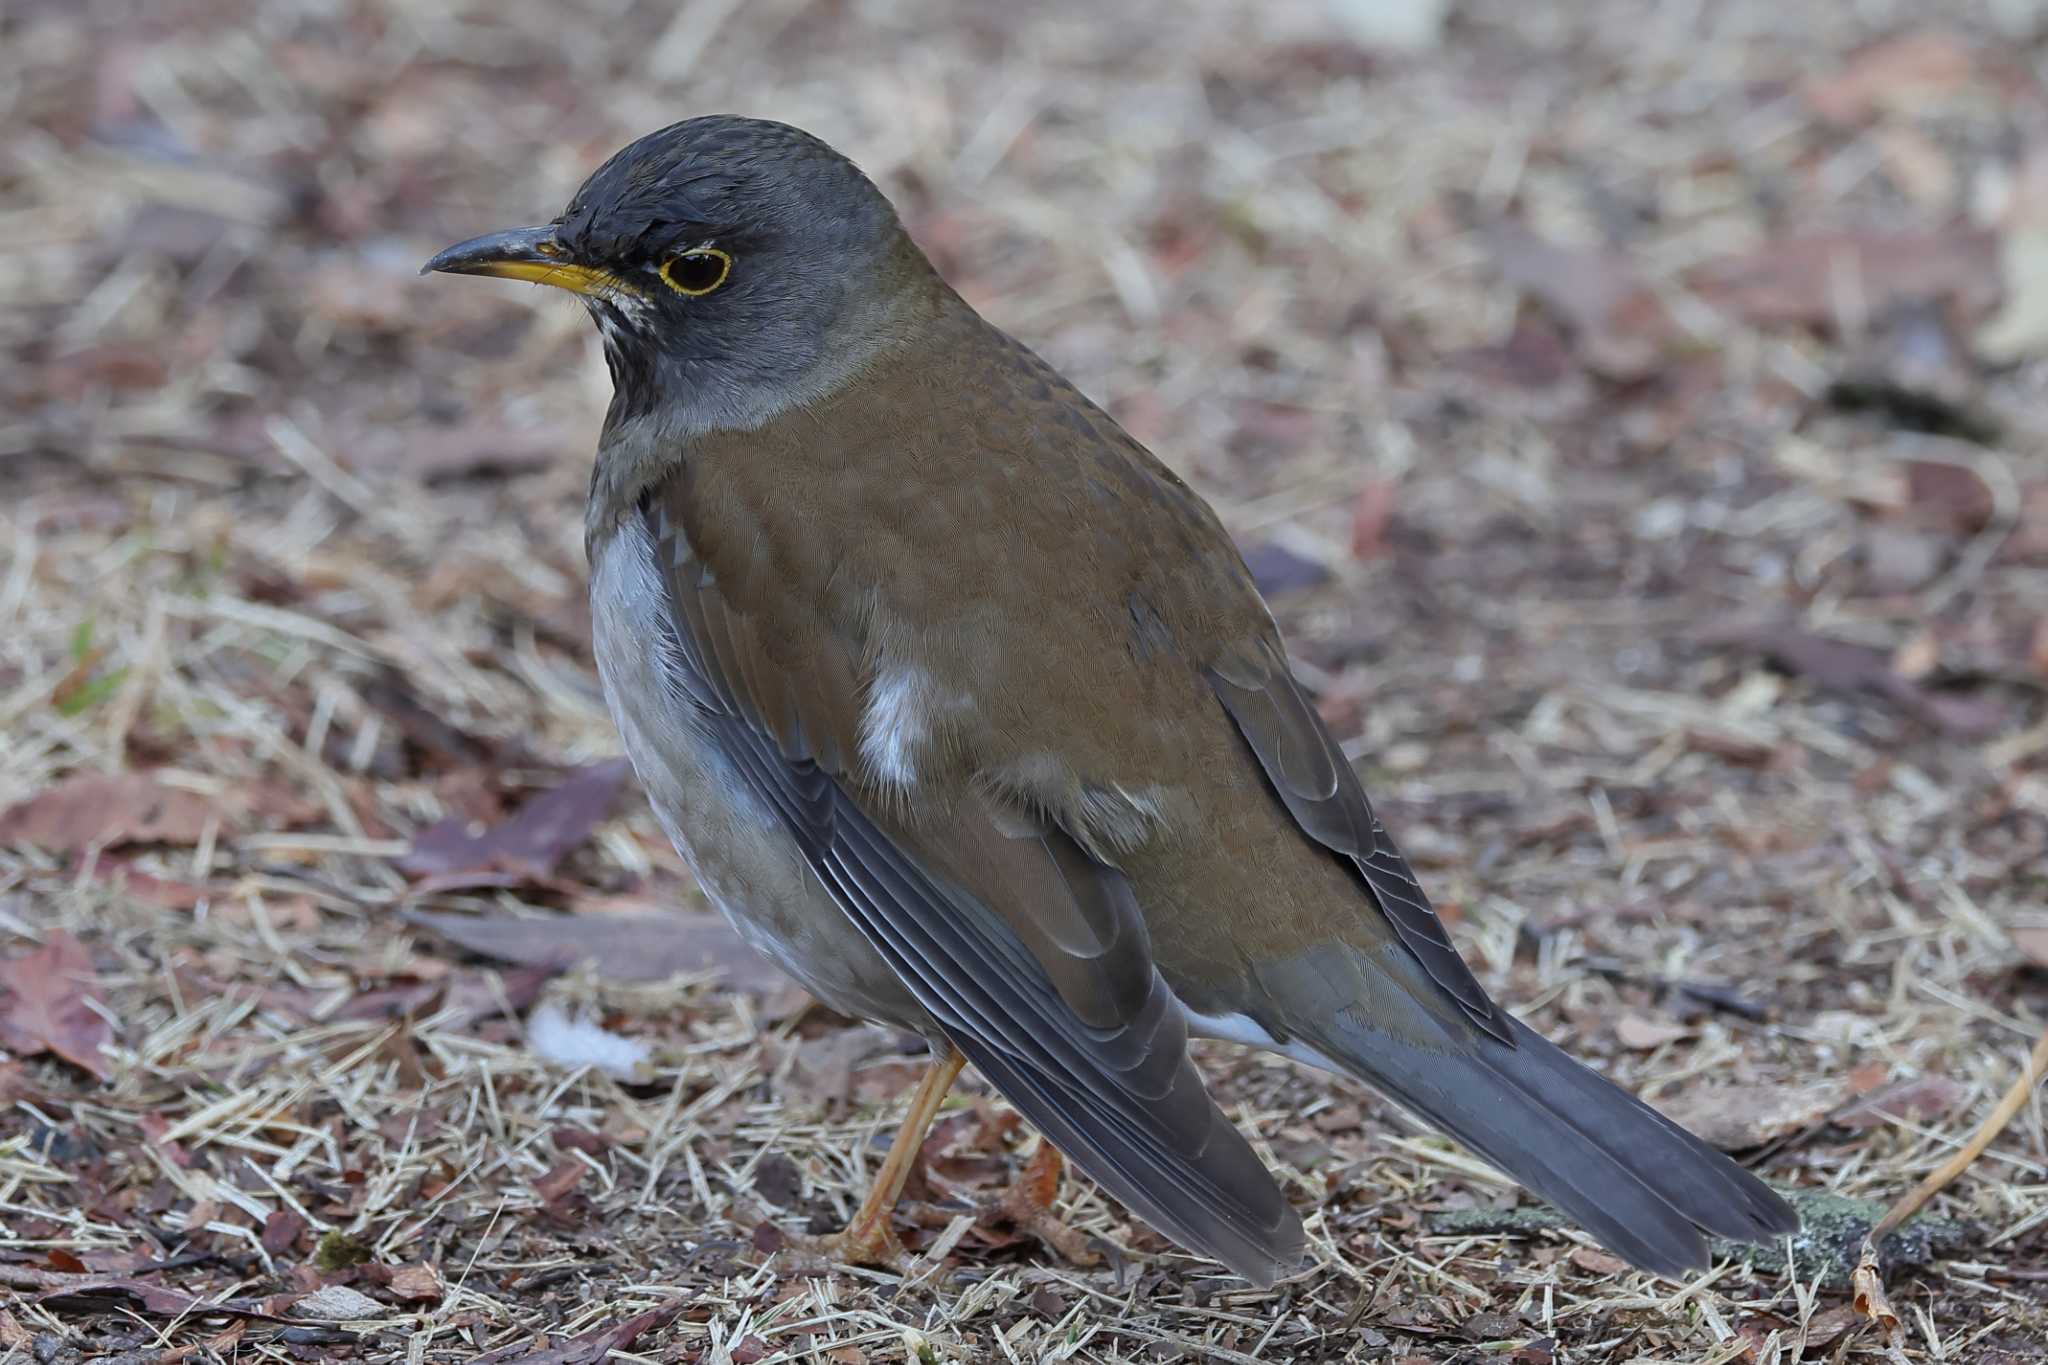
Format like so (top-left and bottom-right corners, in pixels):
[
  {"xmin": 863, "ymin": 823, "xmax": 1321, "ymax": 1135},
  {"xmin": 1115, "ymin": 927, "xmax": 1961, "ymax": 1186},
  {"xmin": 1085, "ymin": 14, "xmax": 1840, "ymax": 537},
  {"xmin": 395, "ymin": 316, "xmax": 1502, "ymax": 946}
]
[{"xmin": 424, "ymin": 116, "xmax": 925, "ymax": 433}]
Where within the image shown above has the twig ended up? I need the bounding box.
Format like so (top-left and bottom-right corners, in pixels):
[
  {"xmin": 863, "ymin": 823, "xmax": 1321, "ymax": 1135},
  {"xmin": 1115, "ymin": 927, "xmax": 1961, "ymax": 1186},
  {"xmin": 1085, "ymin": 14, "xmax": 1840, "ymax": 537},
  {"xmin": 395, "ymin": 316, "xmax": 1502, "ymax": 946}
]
[
  {"xmin": 1871, "ymin": 1023, "xmax": 2048, "ymax": 1242},
  {"xmin": 1854, "ymin": 1024, "xmax": 2048, "ymax": 1359}
]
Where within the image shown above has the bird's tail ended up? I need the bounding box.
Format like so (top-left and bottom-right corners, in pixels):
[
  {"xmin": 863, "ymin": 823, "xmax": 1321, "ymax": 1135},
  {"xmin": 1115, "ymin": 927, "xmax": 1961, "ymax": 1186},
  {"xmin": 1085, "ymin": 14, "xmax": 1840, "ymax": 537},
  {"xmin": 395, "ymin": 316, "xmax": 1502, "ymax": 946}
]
[{"xmin": 1295, "ymin": 1007, "xmax": 1798, "ymax": 1275}]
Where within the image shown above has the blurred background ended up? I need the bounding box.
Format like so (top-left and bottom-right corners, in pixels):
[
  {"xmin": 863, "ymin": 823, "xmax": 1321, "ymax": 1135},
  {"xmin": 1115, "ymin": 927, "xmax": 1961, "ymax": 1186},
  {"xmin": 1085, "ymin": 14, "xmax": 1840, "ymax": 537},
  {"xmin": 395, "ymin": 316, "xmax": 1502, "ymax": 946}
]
[{"xmin": 4, "ymin": 0, "xmax": 2047, "ymax": 1360}]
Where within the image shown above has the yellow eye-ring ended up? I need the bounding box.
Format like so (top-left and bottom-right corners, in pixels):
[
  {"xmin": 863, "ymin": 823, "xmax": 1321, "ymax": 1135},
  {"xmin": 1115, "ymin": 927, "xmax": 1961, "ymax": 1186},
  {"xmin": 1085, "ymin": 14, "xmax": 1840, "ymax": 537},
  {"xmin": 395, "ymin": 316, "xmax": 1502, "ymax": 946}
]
[{"xmin": 658, "ymin": 247, "xmax": 732, "ymax": 297}]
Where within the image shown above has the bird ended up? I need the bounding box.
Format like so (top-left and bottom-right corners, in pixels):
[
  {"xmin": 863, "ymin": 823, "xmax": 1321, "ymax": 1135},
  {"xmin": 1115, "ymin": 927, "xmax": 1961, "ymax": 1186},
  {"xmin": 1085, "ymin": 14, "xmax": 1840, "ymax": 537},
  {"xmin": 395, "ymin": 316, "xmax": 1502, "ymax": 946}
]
[{"xmin": 424, "ymin": 115, "xmax": 1798, "ymax": 1287}]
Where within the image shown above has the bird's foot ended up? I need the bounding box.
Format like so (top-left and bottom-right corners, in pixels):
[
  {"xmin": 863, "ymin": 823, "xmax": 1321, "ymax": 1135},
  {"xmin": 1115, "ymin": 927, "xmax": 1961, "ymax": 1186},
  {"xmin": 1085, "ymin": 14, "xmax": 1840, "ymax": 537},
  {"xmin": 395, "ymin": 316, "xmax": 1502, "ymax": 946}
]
[
  {"xmin": 980, "ymin": 1141, "xmax": 1102, "ymax": 1268},
  {"xmin": 773, "ymin": 1212, "xmax": 913, "ymax": 1273},
  {"xmin": 901, "ymin": 1141, "xmax": 1103, "ymax": 1268}
]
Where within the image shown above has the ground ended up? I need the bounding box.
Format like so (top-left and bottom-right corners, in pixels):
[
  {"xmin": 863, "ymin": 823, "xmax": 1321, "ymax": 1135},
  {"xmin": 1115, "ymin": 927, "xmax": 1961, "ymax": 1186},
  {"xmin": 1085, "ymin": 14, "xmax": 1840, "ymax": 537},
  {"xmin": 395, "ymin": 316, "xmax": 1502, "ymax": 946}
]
[{"xmin": 4, "ymin": 0, "xmax": 2048, "ymax": 1361}]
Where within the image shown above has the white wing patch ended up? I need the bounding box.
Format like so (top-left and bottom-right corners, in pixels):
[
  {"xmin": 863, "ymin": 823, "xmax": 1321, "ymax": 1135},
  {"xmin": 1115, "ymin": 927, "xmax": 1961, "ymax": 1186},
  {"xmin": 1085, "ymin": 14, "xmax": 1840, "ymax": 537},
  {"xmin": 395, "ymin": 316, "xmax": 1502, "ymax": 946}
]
[{"xmin": 860, "ymin": 664, "xmax": 938, "ymax": 788}]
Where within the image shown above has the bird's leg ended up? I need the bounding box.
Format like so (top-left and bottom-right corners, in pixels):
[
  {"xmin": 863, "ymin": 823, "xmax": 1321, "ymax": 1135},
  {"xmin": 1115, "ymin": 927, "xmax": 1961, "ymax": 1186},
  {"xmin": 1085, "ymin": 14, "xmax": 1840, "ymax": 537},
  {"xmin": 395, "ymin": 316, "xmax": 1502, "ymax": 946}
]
[{"xmin": 791, "ymin": 1044, "xmax": 965, "ymax": 1269}]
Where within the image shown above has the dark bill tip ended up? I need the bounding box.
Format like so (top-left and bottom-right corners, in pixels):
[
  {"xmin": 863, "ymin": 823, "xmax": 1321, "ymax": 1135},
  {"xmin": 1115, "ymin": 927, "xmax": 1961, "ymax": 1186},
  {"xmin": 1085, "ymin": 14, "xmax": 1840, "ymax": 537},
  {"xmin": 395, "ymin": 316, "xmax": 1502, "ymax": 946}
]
[
  {"xmin": 420, "ymin": 226, "xmax": 644, "ymax": 300},
  {"xmin": 420, "ymin": 225, "xmax": 563, "ymax": 278}
]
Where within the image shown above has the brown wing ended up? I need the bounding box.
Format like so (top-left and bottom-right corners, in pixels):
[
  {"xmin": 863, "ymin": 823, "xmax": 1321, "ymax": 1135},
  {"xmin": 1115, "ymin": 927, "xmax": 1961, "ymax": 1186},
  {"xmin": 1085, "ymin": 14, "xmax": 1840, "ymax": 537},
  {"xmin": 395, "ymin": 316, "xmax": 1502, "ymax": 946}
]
[
  {"xmin": 642, "ymin": 490, "xmax": 1305, "ymax": 1285},
  {"xmin": 1207, "ymin": 637, "xmax": 1511, "ymax": 1044}
]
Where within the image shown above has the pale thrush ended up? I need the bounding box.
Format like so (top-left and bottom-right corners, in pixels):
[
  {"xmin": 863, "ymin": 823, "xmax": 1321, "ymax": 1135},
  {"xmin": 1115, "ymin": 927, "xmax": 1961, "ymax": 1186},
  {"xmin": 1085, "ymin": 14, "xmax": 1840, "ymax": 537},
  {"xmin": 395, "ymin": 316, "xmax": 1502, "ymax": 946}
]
[{"xmin": 424, "ymin": 115, "xmax": 1798, "ymax": 1285}]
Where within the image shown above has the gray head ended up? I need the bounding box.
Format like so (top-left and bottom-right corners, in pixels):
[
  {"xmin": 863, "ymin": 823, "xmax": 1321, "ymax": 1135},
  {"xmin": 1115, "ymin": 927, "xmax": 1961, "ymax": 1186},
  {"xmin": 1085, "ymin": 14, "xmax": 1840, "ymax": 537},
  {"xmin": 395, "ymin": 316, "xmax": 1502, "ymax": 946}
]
[{"xmin": 424, "ymin": 116, "xmax": 925, "ymax": 434}]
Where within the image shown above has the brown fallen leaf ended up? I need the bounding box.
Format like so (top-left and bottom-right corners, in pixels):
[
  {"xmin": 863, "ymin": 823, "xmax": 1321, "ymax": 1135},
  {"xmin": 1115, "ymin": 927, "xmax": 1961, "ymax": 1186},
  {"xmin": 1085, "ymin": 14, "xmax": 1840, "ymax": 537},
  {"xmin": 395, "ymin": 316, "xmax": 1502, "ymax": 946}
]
[
  {"xmin": 2014, "ymin": 925, "xmax": 2048, "ymax": 967},
  {"xmin": 1852, "ymin": 1247, "xmax": 1902, "ymax": 1340},
  {"xmin": 473, "ymin": 1301, "xmax": 682, "ymax": 1365},
  {"xmin": 1689, "ymin": 230, "xmax": 1999, "ymax": 332},
  {"xmin": 1451, "ymin": 314, "xmax": 1577, "ymax": 390},
  {"xmin": 779, "ymin": 1027, "xmax": 899, "ymax": 1112},
  {"xmin": 437, "ymin": 963, "xmax": 562, "ymax": 1030},
  {"xmin": 1613, "ymin": 1014, "xmax": 1693, "ymax": 1050},
  {"xmin": 0, "ymin": 772, "xmax": 212, "ymax": 850},
  {"xmin": 532, "ymin": 1158, "xmax": 585, "ymax": 1206},
  {"xmin": 402, "ymin": 907, "xmax": 784, "ymax": 991},
  {"xmin": 1903, "ymin": 459, "xmax": 1996, "ymax": 534},
  {"xmin": 397, "ymin": 759, "xmax": 631, "ymax": 883},
  {"xmin": 1733, "ymin": 1314, "xmax": 1790, "ymax": 1363},
  {"xmin": 1653, "ymin": 1078, "xmax": 1849, "ymax": 1150},
  {"xmin": 1802, "ymin": 1304, "xmax": 1864, "ymax": 1351},
  {"xmin": 1802, "ymin": 29, "xmax": 1977, "ymax": 123},
  {"xmin": 0, "ymin": 932, "xmax": 113, "ymax": 1079},
  {"xmin": 1835, "ymin": 1073, "xmax": 1969, "ymax": 1131},
  {"xmin": 260, "ymin": 1209, "xmax": 305, "ymax": 1256},
  {"xmin": 1710, "ymin": 623, "xmax": 2008, "ymax": 738},
  {"xmin": 1483, "ymin": 222, "xmax": 1679, "ymax": 380},
  {"xmin": 1350, "ymin": 479, "xmax": 1399, "ymax": 560},
  {"xmin": 1459, "ymin": 1311, "xmax": 1527, "ymax": 1342},
  {"xmin": 0, "ymin": 770, "xmax": 319, "ymax": 852},
  {"xmin": 357, "ymin": 668, "xmax": 502, "ymax": 771},
  {"xmin": 1567, "ymin": 1246, "xmax": 1633, "ymax": 1276},
  {"xmin": 35, "ymin": 1274, "xmax": 284, "ymax": 1322},
  {"xmin": 386, "ymin": 1262, "xmax": 444, "ymax": 1303}
]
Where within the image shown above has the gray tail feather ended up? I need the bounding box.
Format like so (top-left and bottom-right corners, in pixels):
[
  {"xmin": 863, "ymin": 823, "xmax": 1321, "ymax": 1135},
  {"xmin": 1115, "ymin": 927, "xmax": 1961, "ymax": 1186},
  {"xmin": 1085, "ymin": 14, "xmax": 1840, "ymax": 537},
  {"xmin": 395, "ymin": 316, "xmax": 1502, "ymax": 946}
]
[{"xmin": 1302, "ymin": 1012, "xmax": 1799, "ymax": 1276}]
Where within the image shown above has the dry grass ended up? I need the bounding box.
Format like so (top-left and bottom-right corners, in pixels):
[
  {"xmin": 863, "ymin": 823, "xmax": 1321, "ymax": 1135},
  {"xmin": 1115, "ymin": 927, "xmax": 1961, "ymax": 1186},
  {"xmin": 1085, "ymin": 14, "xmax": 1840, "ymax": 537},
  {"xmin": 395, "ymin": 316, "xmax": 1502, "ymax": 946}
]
[{"xmin": 5, "ymin": 0, "xmax": 2048, "ymax": 1360}]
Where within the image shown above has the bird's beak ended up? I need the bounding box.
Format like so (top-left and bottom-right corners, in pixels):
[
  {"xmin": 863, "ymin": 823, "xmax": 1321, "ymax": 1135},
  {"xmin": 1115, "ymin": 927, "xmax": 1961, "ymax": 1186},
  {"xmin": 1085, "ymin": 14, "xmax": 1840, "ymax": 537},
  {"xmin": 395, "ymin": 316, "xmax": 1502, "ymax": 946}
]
[{"xmin": 420, "ymin": 225, "xmax": 642, "ymax": 298}]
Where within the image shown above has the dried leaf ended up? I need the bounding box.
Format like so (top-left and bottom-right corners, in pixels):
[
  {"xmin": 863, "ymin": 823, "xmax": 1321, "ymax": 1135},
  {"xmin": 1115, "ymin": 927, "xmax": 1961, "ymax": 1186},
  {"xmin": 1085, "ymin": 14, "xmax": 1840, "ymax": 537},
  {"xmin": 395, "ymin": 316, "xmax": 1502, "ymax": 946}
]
[
  {"xmin": 0, "ymin": 772, "xmax": 212, "ymax": 850},
  {"xmin": 1350, "ymin": 479, "xmax": 1399, "ymax": 560},
  {"xmin": 1835, "ymin": 1073, "xmax": 1969, "ymax": 1130},
  {"xmin": 1803, "ymin": 1303, "xmax": 1864, "ymax": 1349},
  {"xmin": 403, "ymin": 907, "xmax": 784, "ymax": 990},
  {"xmin": 0, "ymin": 771, "xmax": 319, "ymax": 852},
  {"xmin": 473, "ymin": 1302, "xmax": 681, "ymax": 1365},
  {"xmin": 1803, "ymin": 30, "xmax": 1976, "ymax": 123},
  {"xmin": 2013, "ymin": 925, "xmax": 2048, "ymax": 967},
  {"xmin": 1567, "ymin": 1247, "xmax": 1633, "ymax": 1276},
  {"xmin": 1484, "ymin": 222, "xmax": 1677, "ymax": 379},
  {"xmin": 438, "ymin": 962, "xmax": 561, "ymax": 1029},
  {"xmin": 36, "ymin": 1274, "xmax": 283, "ymax": 1321},
  {"xmin": 1690, "ymin": 231, "xmax": 1999, "ymax": 331},
  {"xmin": 386, "ymin": 1262, "xmax": 444, "ymax": 1303},
  {"xmin": 781, "ymin": 1027, "xmax": 897, "ymax": 1112},
  {"xmin": 0, "ymin": 932, "xmax": 113, "ymax": 1079},
  {"xmin": 398, "ymin": 759, "xmax": 630, "ymax": 882},
  {"xmin": 1460, "ymin": 1312, "xmax": 1527, "ymax": 1342},
  {"xmin": 1451, "ymin": 315, "xmax": 1576, "ymax": 389},
  {"xmin": 1613, "ymin": 1014, "xmax": 1693, "ymax": 1050},
  {"xmin": 260, "ymin": 1209, "xmax": 305, "ymax": 1256},
  {"xmin": 1851, "ymin": 1248, "xmax": 1901, "ymax": 1339},
  {"xmin": 1715, "ymin": 624, "xmax": 2008, "ymax": 738},
  {"xmin": 1653, "ymin": 1078, "xmax": 1848, "ymax": 1150},
  {"xmin": 1011, "ymin": 1139, "xmax": 1064, "ymax": 1211},
  {"xmin": 531, "ymin": 1158, "xmax": 585, "ymax": 1206}
]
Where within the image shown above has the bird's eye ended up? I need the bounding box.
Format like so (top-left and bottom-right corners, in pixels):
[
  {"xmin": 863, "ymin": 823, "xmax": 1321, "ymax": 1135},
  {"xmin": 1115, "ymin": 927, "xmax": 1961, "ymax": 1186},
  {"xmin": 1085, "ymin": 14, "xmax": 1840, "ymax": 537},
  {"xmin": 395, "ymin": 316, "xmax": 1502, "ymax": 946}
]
[{"xmin": 658, "ymin": 247, "xmax": 732, "ymax": 297}]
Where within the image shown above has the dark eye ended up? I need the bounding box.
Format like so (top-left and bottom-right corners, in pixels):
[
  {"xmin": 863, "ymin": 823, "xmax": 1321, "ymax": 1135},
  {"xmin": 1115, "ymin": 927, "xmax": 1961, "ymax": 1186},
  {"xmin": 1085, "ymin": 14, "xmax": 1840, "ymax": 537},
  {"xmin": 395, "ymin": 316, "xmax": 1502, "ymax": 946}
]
[{"xmin": 658, "ymin": 247, "xmax": 732, "ymax": 297}]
